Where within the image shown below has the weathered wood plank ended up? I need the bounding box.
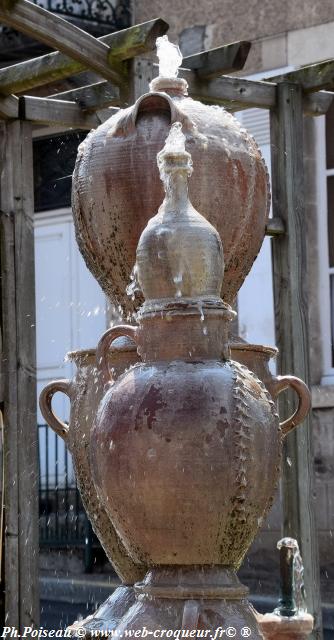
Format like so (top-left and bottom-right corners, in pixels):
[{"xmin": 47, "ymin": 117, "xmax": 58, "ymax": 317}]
[
  {"xmin": 0, "ymin": 0, "xmax": 127, "ymax": 86},
  {"xmin": 177, "ymin": 68, "xmax": 277, "ymax": 109},
  {"xmin": 0, "ymin": 120, "xmax": 39, "ymax": 628},
  {"xmin": 107, "ymin": 18, "xmax": 168, "ymax": 63},
  {"xmin": 21, "ymin": 95, "xmax": 109, "ymax": 128},
  {"xmin": 0, "ymin": 82, "xmax": 327, "ymax": 129},
  {"xmin": 48, "ymin": 82, "xmax": 119, "ymax": 111},
  {"xmin": 303, "ymin": 90, "xmax": 334, "ymax": 116},
  {"xmin": 0, "ymin": 19, "xmax": 168, "ymax": 97},
  {"xmin": 0, "ymin": 202, "xmax": 19, "ymax": 628},
  {"xmin": 270, "ymin": 82, "xmax": 322, "ymax": 640},
  {"xmin": 265, "ymin": 217, "xmax": 285, "ymax": 236},
  {"xmin": 268, "ymin": 59, "xmax": 334, "ymax": 93},
  {"xmin": 14, "ymin": 121, "xmax": 39, "ymax": 629},
  {"xmin": 0, "ymin": 95, "xmax": 19, "ymax": 119},
  {"xmin": 182, "ymin": 69, "xmax": 333, "ymax": 114},
  {"xmin": 48, "ymin": 77, "xmax": 332, "ymax": 118},
  {"xmin": 128, "ymin": 58, "xmax": 153, "ymax": 104},
  {"xmin": 0, "ymin": 75, "xmax": 327, "ymax": 132},
  {"xmin": 183, "ymin": 41, "xmax": 251, "ymax": 79}
]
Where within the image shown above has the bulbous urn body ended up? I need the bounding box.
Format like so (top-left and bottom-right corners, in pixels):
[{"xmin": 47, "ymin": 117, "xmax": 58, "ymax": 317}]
[
  {"xmin": 91, "ymin": 320, "xmax": 281, "ymax": 569},
  {"xmin": 72, "ymin": 84, "xmax": 270, "ymax": 313},
  {"xmin": 38, "ymin": 338, "xmax": 145, "ymax": 583}
]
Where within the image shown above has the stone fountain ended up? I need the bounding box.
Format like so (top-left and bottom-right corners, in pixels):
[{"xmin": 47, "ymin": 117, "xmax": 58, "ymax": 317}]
[{"xmin": 39, "ymin": 37, "xmax": 312, "ymax": 639}]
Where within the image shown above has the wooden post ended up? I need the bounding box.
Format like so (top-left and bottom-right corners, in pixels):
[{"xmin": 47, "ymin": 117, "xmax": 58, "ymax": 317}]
[
  {"xmin": 270, "ymin": 82, "xmax": 322, "ymax": 639},
  {"xmin": 0, "ymin": 120, "xmax": 39, "ymax": 629},
  {"xmin": 129, "ymin": 57, "xmax": 153, "ymax": 103}
]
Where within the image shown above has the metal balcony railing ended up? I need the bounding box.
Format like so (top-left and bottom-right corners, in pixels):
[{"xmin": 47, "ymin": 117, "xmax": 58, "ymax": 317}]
[
  {"xmin": 0, "ymin": 0, "xmax": 131, "ymax": 62},
  {"xmin": 31, "ymin": 0, "xmax": 131, "ymax": 29},
  {"xmin": 38, "ymin": 423, "xmax": 97, "ymax": 571}
]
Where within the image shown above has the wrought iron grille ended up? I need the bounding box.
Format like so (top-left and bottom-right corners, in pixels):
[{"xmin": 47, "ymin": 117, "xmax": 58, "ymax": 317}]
[
  {"xmin": 38, "ymin": 423, "xmax": 96, "ymax": 570},
  {"xmin": 0, "ymin": 0, "xmax": 131, "ymax": 62},
  {"xmin": 31, "ymin": 0, "xmax": 131, "ymax": 29}
]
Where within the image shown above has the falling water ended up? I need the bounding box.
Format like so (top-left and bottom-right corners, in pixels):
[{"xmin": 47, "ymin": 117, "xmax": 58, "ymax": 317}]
[
  {"xmin": 277, "ymin": 537, "xmax": 307, "ymax": 616},
  {"xmin": 126, "ymin": 264, "xmax": 140, "ymax": 300}
]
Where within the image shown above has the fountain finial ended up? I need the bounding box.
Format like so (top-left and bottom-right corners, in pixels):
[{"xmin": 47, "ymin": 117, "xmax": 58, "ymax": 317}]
[{"xmin": 135, "ymin": 122, "xmax": 224, "ymax": 306}]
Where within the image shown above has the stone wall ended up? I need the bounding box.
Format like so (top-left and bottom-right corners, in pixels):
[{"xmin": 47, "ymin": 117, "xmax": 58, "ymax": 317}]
[{"xmin": 134, "ymin": 0, "xmax": 334, "ymax": 71}]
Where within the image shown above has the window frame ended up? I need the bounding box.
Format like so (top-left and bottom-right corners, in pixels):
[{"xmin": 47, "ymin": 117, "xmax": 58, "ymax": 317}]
[{"xmin": 315, "ymin": 115, "xmax": 334, "ymax": 383}]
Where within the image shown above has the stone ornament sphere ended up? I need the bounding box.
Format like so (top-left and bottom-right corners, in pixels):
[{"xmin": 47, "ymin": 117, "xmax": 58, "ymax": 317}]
[
  {"xmin": 72, "ymin": 90, "xmax": 270, "ymax": 314},
  {"xmin": 38, "ymin": 337, "xmax": 145, "ymax": 584},
  {"xmin": 91, "ymin": 326, "xmax": 281, "ymax": 569}
]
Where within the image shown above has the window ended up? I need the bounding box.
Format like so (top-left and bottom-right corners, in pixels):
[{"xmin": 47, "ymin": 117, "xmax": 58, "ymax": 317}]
[
  {"xmin": 326, "ymin": 102, "xmax": 334, "ymax": 370},
  {"xmin": 33, "ymin": 131, "xmax": 86, "ymax": 211}
]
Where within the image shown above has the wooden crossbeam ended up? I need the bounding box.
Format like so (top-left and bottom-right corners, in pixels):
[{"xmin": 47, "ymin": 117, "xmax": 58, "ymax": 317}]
[
  {"xmin": 0, "ymin": 92, "xmax": 118, "ymax": 127},
  {"xmin": 267, "ymin": 59, "xmax": 334, "ymax": 93},
  {"xmin": 0, "ymin": 19, "xmax": 168, "ymax": 97},
  {"xmin": 48, "ymin": 73, "xmax": 333, "ymax": 116},
  {"xmin": 107, "ymin": 18, "xmax": 168, "ymax": 63},
  {"xmin": 21, "ymin": 96, "xmax": 104, "ymax": 128},
  {"xmin": 0, "ymin": 83, "xmax": 330, "ymax": 130},
  {"xmin": 180, "ymin": 69, "xmax": 333, "ymax": 115},
  {"xmin": 0, "ymin": 0, "xmax": 128, "ymax": 86},
  {"xmin": 183, "ymin": 41, "xmax": 251, "ymax": 80},
  {"xmin": 48, "ymin": 82, "xmax": 119, "ymax": 111},
  {"xmin": 0, "ymin": 95, "xmax": 18, "ymax": 118},
  {"xmin": 303, "ymin": 90, "xmax": 334, "ymax": 116}
]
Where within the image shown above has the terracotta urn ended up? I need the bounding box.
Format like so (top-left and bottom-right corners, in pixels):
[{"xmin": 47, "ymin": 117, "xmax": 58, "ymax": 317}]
[
  {"xmin": 88, "ymin": 123, "xmax": 308, "ymax": 637},
  {"xmin": 72, "ymin": 38, "xmax": 270, "ymax": 315},
  {"xmin": 39, "ymin": 337, "xmax": 145, "ymax": 583},
  {"xmin": 231, "ymin": 342, "xmax": 311, "ymax": 436}
]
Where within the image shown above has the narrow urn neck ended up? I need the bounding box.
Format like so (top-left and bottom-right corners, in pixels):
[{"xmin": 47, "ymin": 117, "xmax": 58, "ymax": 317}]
[
  {"xmin": 163, "ymin": 170, "xmax": 189, "ymax": 214},
  {"xmin": 136, "ymin": 302, "xmax": 235, "ymax": 363}
]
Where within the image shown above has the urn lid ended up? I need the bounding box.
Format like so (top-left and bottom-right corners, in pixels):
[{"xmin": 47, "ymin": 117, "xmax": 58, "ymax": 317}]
[{"xmin": 135, "ymin": 122, "xmax": 224, "ymax": 305}]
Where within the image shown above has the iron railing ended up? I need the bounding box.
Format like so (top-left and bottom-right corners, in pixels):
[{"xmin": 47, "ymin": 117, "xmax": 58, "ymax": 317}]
[
  {"xmin": 32, "ymin": 0, "xmax": 131, "ymax": 29},
  {"xmin": 38, "ymin": 423, "xmax": 95, "ymax": 570},
  {"xmin": 0, "ymin": 0, "xmax": 131, "ymax": 62}
]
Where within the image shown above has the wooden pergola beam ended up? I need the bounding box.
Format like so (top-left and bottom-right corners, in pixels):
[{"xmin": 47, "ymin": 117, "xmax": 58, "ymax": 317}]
[
  {"xmin": 54, "ymin": 75, "xmax": 333, "ymax": 116},
  {"xmin": 183, "ymin": 40, "xmax": 251, "ymax": 79},
  {"xmin": 267, "ymin": 58, "xmax": 334, "ymax": 93},
  {"xmin": 0, "ymin": 94, "xmax": 18, "ymax": 119},
  {"xmin": 181, "ymin": 69, "xmax": 333, "ymax": 115},
  {"xmin": 0, "ymin": 19, "xmax": 168, "ymax": 97},
  {"xmin": 0, "ymin": 0, "xmax": 129, "ymax": 86},
  {"xmin": 48, "ymin": 82, "xmax": 120, "ymax": 111},
  {"xmin": 0, "ymin": 93, "xmax": 117, "ymax": 127},
  {"xmin": 150, "ymin": 67, "xmax": 277, "ymax": 109},
  {"xmin": 21, "ymin": 95, "xmax": 116, "ymax": 128},
  {"xmin": 0, "ymin": 87, "xmax": 330, "ymax": 131}
]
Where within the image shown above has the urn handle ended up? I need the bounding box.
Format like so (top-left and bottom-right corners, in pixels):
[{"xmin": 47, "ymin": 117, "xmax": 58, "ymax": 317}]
[
  {"xmin": 96, "ymin": 325, "xmax": 138, "ymax": 385},
  {"xmin": 39, "ymin": 380, "xmax": 71, "ymax": 442},
  {"xmin": 271, "ymin": 375, "xmax": 311, "ymax": 437}
]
